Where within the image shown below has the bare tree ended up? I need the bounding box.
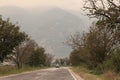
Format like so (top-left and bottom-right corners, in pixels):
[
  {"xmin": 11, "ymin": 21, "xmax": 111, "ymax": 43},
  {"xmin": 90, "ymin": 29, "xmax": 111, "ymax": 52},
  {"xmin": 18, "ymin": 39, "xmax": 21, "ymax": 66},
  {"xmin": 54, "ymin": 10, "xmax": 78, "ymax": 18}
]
[
  {"xmin": 11, "ymin": 39, "xmax": 38, "ymax": 69},
  {"xmin": 66, "ymin": 32, "xmax": 86, "ymax": 50},
  {"xmin": 45, "ymin": 53, "xmax": 54, "ymax": 67},
  {"xmin": 83, "ymin": 0, "xmax": 120, "ymax": 22}
]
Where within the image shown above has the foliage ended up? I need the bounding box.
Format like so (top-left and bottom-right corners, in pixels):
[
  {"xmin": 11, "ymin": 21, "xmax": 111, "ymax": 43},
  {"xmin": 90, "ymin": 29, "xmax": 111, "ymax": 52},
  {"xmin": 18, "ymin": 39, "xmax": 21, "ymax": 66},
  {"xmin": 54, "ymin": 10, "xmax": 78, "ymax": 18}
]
[
  {"xmin": 67, "ymin": 0, "xmax": 120, "ymax": 75},
  {"xmin": 28, "ymin": 47, "xmax": 46, "ymax": 67},
  {"xmin": 0, "ymin": 65, "xmax": 46, "ymax": 76},
  {"xmin": 0, "ymin": 17, "xmax": 28, "ymax": 62},
  {"xmin": 84, "ymin": 0, "xmax": 120, "ymax": 45},
  {"xmin": 70, "ymin": 50, "xmax": 83, "ymax": 66},
  {"xmin": 71, "ymin": 66, "xmax": 104, "ymax": 80},
  {"xmin": 68, "ymin": 23, "xmax": 115, "ymax": 69},
  {"xmin": 10, "ymin": 40, "xmax": 37, "ymax": 69},
  {"xmin": 59, "ymin": 57, "xmax": 70, "ymax": 66},
  {"xmin": 84, "ymin": 0, "xmax": 120, "ymax": 23},
  {"xmin": 45, "ymin": 53, "xmax": 54, "ymax": 66},
  {"xmin": 111, "ymin": 49, "xmax": 120, "ymax": 73},
  {"xmin": 83, "ymin": 0, "xmax": 120, "ymax": 73}
]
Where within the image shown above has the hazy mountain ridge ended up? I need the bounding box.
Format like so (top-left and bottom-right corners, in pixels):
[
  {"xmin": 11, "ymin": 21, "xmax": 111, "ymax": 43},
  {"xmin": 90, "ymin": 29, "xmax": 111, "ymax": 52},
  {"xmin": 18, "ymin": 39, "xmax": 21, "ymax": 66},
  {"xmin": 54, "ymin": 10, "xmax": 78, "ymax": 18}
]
[{"xmin": 0, "ymin": 6, "xmax": 89, "ymax": 57}]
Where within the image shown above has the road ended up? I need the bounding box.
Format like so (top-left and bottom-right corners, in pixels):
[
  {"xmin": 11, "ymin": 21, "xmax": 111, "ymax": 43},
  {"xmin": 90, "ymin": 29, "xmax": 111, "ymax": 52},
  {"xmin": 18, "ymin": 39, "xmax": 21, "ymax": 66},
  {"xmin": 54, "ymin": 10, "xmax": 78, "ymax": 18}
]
[{"xmin": 0, "ymin": 67, "xmax": 76, "ymax": 80}]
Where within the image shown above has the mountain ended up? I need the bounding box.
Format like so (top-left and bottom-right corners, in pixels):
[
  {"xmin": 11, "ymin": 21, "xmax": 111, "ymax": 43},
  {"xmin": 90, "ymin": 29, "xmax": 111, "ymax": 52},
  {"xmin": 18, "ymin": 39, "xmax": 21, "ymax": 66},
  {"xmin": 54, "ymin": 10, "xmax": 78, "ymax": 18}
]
[{"xmin": 0, "ymin": 6, "xmax": 90, "ymax": 57}]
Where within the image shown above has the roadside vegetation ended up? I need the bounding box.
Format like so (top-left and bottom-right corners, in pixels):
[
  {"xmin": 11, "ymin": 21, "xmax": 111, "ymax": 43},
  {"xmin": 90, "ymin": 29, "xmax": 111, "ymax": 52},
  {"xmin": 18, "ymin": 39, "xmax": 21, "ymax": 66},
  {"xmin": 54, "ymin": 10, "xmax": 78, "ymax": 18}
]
[
  {"xmin": 0, "ymin": 65, "xmax": 47, "ymax": 76},
  {"xmin": 0, "ymin": 16, "xmax": 54, "ymax": 76},
  {"xmin": 71, "ymin": 66, "xmax": 104, "ymax": 80},
  {"xmin": 67, "ymin": 0, "xmax": 120, "ymax": 80},
  {"xmin": 71, "ymin": 66, "xmax": 120, "ymax": 80}
]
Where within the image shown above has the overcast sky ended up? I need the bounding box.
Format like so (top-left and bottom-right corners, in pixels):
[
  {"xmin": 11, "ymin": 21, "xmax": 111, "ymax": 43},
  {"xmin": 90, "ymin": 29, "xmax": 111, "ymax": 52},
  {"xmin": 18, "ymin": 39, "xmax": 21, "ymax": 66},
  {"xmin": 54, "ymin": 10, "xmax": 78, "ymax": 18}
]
[{"xmin": 0, "ymin": 0, "xmax": 84, "ymax": 10}]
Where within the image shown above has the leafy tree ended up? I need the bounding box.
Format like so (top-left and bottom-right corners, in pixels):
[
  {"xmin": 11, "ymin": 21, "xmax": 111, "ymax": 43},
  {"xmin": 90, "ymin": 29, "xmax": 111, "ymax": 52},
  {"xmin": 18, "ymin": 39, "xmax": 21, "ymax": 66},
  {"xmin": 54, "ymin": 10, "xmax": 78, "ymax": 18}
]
[
  {"xmin": 83, "ymin": 0, "xmax": 120, "ymax": 70},
  {"xmin": 69, "ymin": 50, "xmax": 82, "ymax": 66},
  {"xmin": 84, "ymin": 25, "xmax": 113, "ymax": 68},
  {"xmin": 58, "ymin": 57, "xmax": 70, "ymax": 66},
  {"xmin": 67, "ymin": 22, "xmax": 116, "ymax": 69},
  {"xmin": 28, "ymin": 47, "xmax": 46, "ymax": 67},
  {"xmin": 0, "ymin": 17, "xmax": 28, "ymax": 62}
]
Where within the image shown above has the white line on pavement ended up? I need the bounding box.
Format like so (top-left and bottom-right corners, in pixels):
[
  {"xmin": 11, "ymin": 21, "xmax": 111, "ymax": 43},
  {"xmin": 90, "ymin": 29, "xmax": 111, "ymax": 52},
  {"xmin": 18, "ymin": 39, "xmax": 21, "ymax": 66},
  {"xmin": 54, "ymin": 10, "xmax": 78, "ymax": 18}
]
[
  {"xmin": 67, "ymin": 67, "xmax": 84, "ymax": 80},
  {"xmin": 68, "ymin": 69, "xmax": 78, "ymax": 80}
]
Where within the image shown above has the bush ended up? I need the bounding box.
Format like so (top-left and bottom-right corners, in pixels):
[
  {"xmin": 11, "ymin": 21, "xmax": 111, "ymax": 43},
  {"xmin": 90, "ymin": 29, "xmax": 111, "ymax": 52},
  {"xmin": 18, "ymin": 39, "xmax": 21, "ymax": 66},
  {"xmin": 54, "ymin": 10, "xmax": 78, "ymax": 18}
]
[
  {"xmin": 93, "ymin": 64, "xmax": 104, "ymax": 74},
  {"xmin": 102, "ymin": 59, "xmax": 114, "ymax": 72},
  {"xmin": 111, "ymin": 49, "xmax": 120, "ymax": 73}
]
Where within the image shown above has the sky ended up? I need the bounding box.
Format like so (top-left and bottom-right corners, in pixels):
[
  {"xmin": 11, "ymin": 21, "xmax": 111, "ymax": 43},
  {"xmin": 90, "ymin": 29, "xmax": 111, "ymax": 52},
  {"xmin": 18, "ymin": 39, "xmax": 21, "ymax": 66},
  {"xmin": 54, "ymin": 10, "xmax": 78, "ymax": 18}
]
[
  {"xmin": 0, "ymin": 0, "xmax": 84, "ymax": 10},
  {"xmin": 0, "ymin": 0, "xmax": 92, "ymax": 58}
]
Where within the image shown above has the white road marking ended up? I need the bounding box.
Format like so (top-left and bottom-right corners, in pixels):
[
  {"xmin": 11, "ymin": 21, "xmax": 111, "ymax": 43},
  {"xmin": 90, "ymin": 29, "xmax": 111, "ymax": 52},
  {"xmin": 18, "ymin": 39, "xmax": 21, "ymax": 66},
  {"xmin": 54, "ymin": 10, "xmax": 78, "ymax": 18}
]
[
  {"xmin": 67, "ymin": 67, "xmax": 84, "ymax": 80},
  {"xmin": 68, "ymin": 69, "xmax": 78, "ymax": 80}
]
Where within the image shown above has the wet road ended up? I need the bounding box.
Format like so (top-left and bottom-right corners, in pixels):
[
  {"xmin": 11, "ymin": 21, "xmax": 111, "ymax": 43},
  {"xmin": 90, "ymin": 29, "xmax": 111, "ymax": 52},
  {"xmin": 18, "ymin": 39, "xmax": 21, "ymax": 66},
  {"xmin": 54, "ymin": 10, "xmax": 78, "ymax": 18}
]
[{"xmin": 0, "ymin": 67, "xmax": 75, "ymax": 80}]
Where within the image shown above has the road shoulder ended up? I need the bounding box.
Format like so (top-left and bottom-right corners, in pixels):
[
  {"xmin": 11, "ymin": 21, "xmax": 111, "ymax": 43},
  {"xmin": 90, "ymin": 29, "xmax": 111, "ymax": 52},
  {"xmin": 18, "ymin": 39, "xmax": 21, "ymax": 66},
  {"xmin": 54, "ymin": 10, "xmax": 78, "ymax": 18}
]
[
  {"xmin": 0, "ymin": 67, "xmax": 50, "ymax": 79},
  {"xmin": 67, "ymin": 67, "xmax": 84, "ymax": 80}
]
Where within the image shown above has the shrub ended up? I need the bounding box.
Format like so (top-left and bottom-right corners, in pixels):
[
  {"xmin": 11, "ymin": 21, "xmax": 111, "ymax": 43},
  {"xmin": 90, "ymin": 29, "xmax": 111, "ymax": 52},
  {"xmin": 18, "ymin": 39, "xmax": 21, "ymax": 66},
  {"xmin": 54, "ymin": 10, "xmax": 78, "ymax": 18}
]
[{"xmin": 111, "ymin": 49, "xmax": 120, "ymax": 73}]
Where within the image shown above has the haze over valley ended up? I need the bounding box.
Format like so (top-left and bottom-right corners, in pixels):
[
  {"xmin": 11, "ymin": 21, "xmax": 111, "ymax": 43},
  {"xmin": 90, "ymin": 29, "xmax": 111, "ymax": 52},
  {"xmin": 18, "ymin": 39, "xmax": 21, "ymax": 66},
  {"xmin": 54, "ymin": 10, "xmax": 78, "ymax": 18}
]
[{"xmin": 0, "ymin": 5, "xmax": 92, "ymax": 57}]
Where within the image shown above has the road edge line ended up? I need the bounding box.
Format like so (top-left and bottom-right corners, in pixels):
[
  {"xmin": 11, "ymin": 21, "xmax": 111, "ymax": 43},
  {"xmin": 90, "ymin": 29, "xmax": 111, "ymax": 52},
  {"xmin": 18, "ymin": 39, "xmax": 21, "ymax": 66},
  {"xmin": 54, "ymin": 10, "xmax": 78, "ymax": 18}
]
[
  {"xmin": 68, "ymin": 68, "xmax": 84, "ymax": 80},
  {"xmin": 68, "ymin": 69, "xmax": 78, "ymax": 80}
]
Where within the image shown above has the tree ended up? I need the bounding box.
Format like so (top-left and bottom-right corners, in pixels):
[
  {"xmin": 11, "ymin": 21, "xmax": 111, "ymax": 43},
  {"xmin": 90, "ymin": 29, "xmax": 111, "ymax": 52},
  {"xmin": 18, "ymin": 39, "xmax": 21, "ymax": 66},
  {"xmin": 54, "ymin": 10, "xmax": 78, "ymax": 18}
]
[
  {"xmin": 82, "ymin": 0, "xmax": 120, "ymax": 69},
  {"xmin": 59, "ymin": 58, "xmax": 65, "ymax": 66},
  {"xmin": 84, "ymin": 0, "xmax": 120, "ymax": 23},
  {"xmin": 10, "ymin": 40, "xmax": 37, "ymax": 69},
  {"xmin": 0, "ymin": 17, "xmax": 28, "ymax": 62},
  {"xmin": 84, "ymin": 25, "xmax": 114, "ymax": 68},
  {"xmin": 69, "ymin": 50, "xmax": 82, "ymax": 66},
  {"xmin": 83, "ymin": 0, "xmax": 120, "ymax": 45},
  {"xmin": 67, "ymin": 32, "xmax": 88, "ymax": 66},
  {"xmin": 28, "ymin": 47, "xmax": 46, "ymax": 67},
  {"xmin": 66, "ymin": 32, "xmax": 84, "ymax": 50},
  {"xmin": 54, "ymin": 59, "xmax": 60, "ymax": 64},
  {"xmin": 61, "ymin": 57, "xmax": 70, "ymax": 66},
  {"xmin": 67, "ymin": 22, "xmax": 116, "ymax": 68},
  {"xmin": 45, "ymin": 53, "xmax": 54, "ymax": 67}
]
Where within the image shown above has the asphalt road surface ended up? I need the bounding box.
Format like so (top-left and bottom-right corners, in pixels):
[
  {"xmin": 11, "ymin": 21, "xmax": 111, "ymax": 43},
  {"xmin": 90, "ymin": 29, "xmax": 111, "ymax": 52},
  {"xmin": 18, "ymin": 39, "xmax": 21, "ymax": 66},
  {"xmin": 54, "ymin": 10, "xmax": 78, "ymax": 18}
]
[{"xmin": 0, "ymin": 67, "xmax": 76, "ymax": 80}]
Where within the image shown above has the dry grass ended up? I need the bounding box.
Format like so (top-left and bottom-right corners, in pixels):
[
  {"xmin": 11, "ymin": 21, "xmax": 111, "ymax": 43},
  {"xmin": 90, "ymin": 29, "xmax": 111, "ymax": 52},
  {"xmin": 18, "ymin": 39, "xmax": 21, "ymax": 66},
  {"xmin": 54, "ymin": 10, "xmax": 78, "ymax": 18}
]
[
  {"xmin": 0, "ymin": 65, "xmax": 46, "ymax": 76},
  {"xmin": 71, "ymin": 66, "xmax": 103, "ymax": 80},
  {"xmin": 103, "ymin": 71, "xmax": 120, "ymax": 80},
  {"xmin": 71, "ymin": 66, "xmax": 120, "ymax": 80}
]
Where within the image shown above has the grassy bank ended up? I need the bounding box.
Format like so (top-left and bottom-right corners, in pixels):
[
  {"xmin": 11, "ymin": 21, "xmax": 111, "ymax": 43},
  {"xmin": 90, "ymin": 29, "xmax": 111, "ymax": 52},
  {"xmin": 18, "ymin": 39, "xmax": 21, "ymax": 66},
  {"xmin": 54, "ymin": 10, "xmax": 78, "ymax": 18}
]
[
  {"xmin": 71, "ymin": 66, "xmax": 104, "ymax": 80},
  {"xmin": 71, "ymin": 66, "xmax": 120, "ymax": 80},
  {"xmin": 0, "ymin": 66, "xmax": 47, "ymax": 76}
]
